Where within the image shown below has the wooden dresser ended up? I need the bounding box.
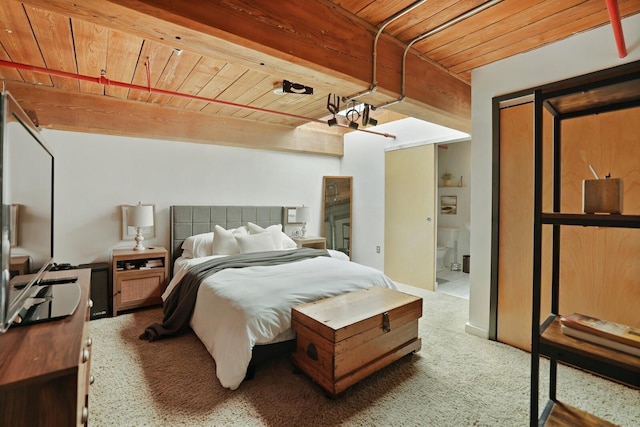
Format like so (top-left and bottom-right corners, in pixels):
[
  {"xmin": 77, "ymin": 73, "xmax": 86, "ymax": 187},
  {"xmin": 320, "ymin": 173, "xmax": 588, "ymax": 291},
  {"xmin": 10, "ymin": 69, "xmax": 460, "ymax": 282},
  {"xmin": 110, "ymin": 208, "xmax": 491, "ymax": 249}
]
[{"xmin": 0, "ymin": 269, "xmax": 93, "ymax": 426}]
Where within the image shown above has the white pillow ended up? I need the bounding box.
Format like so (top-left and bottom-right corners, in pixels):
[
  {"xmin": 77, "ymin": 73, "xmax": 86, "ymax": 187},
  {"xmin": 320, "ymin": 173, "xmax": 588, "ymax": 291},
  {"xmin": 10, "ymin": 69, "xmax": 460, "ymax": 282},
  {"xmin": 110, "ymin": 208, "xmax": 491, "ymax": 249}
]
[
  {"xmin": 247, "ymin": 222, "xmax": 290, "ymax": 249},
  {"xmin": 236, "ymin": 232, "xmax": 276, "ymax": 253},
  {"xmin": 281, "ymin": 233, "xmax": 298, "ymax": 249},
  {"xmin": 212, "ymin": 225, "xmax": 247, "ymax": 255},
  {"xmin": 234, "ymin": 225, "xmax": 249, "ymax": 235},
  {"xmin": 328, "ymin": 249, "xmax": 350, "ymax": 261},
  {"xmin": 181, "ymin": 232, "xmax": 214, "ymax": 258}
]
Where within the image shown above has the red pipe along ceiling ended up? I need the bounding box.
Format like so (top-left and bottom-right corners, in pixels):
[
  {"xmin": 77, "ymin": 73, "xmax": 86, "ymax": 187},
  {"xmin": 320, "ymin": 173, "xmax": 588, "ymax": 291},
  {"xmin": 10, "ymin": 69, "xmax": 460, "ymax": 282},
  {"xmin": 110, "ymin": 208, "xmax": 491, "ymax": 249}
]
[
  {"xmin": 605, "ymin": 0, "xmax": 627, "ymax": 58},
  {"xmin": 0, "ymin": 59, "xmax": 396, "ymax": 139}
]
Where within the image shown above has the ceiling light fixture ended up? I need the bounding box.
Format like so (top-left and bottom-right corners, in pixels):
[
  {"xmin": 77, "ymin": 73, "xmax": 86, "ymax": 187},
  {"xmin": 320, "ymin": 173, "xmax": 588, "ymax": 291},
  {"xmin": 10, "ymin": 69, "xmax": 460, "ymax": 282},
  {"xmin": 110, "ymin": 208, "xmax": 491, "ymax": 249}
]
[
  {"xmin": 283, "ymin": 79, "xmax": 313, "ymax": 95},
  {"xmin": 328, "ymin": 98, "xmax": 378, "ymax": 129},
  {"xmin": 326, "ymin": 93, "xmax": 341, "ymax": 127},
  {"xmin": 362, "ymin": 104, "xmax": 378, "ymax": 127},
  {"xmin": 346, "ymin": 100, "xmax": 361, "ymax": 130},
  {"xmin": 273, "ymin": 82, "xmax": 285, "ymax": 95}
]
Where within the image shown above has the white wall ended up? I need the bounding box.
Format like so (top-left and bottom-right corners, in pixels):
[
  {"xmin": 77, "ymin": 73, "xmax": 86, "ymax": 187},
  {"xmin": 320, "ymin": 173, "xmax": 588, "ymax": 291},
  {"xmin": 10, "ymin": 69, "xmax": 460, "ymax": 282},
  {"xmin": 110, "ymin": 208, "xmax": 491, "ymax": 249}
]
[
  {"xmin": 45, "ymin": 131, "xmax": 339, "ymax": 265},
  {"xmin": 43, "ymin": 116, "xmax": 464, "ymax": 270},
  {"xmin": 342, "ymin": 117, "xmax": 469, "ymax": 270},
  {"xmin": 468, "ymin": 14, "xmax": 640, "ymax": 338},
  {"xmin": 340, "ymin": 129, "xmax": 387, "ymax": 270}
]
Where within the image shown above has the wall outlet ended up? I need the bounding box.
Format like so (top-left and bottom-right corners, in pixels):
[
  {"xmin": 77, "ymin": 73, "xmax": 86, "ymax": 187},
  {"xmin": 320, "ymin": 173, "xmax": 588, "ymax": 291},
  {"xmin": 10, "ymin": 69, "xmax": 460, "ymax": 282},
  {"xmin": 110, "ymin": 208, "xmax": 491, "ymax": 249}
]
[{"xmin": 376, "ymin": 246, "xmax": 380, "ymax": 253}]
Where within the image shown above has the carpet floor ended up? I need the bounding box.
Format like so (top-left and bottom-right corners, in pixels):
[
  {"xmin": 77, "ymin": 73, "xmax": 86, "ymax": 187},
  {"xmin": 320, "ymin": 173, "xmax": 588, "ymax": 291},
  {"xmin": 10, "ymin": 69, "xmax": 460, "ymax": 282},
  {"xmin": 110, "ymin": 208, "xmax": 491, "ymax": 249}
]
[{"xmin": 88, "ymin": 284, "xmax": 639, "ymax": 426}]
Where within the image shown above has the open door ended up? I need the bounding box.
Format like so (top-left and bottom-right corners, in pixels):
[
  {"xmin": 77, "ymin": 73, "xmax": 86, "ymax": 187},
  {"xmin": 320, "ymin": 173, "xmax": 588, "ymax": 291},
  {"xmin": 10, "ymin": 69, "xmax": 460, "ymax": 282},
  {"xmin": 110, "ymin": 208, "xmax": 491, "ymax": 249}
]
[{"xmin": 384, "ymin": 144, "xmax": 437, "ymax": 290}]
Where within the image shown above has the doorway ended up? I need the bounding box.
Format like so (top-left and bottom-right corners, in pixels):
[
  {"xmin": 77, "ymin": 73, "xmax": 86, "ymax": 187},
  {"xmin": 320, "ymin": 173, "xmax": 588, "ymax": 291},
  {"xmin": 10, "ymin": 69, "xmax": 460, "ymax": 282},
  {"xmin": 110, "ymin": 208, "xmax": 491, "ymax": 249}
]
[{"xmin": 435, "ymin": 140, "xmax": 471, "ymax": 299}]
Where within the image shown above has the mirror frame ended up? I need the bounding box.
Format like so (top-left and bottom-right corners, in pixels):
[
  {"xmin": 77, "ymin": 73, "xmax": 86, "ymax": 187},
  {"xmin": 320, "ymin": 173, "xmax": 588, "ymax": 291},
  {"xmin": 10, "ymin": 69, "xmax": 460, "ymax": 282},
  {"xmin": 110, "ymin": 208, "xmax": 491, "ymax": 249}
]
[{"xmin": 321, "ymin": 176, "xmax": 353, "ymax": 258}]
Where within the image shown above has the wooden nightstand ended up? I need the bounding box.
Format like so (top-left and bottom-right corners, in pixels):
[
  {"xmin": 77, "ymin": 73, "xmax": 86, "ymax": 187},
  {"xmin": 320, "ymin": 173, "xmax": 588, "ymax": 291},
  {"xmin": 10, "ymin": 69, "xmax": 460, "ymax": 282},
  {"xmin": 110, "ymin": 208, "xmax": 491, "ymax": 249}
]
[
  {"xmin": 111, "ymin": 247, "xmax": 168, "ymax": 316},
  {"xmin": 9, "ymin": 255, "xmax": 30, "ymax": 277},
  {"xmin": 292, "ymin": 236, "xmax": 326, "ymax": 250}
]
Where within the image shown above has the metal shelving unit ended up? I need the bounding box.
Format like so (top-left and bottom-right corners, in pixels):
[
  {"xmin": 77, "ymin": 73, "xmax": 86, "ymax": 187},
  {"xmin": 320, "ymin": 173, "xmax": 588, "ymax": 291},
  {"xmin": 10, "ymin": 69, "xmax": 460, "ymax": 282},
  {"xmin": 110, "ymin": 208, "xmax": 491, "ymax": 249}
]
[{"xmin": 529, "ymin": 65, "xmax": 640, "ymax": 426}]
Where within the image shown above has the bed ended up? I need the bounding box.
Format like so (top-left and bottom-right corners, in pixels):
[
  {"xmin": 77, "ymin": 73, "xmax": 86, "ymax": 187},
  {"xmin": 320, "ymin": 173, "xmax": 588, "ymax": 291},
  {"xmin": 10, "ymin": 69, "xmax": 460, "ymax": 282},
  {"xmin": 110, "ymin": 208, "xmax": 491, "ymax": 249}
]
[{"xmin": 143, "ymin": 205, "xmax": 398, "ymax": 390}]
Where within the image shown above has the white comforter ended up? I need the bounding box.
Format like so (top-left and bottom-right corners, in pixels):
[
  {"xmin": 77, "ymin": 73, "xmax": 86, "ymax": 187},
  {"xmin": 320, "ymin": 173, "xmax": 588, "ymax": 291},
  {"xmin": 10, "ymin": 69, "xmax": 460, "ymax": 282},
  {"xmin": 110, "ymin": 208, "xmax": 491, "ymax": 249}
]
[{"xmin": 163, "ymin": 250, "xmax": 398, "ymax": 390}]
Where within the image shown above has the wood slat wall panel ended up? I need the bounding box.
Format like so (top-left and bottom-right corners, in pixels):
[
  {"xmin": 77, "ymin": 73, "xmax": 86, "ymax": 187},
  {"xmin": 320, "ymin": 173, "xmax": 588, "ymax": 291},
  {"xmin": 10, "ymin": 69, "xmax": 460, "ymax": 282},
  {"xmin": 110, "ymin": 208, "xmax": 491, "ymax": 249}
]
[
  {"xmin": 165, "ymin": 56, "xmax": 228, "ymax": 109},
  {"xmin": 105, "ymin": 29, "xmax": 144, "ymax": 99},
  {"xmin": 24, "ymin": 5, "xmax": 79, "ymax": 91},
  {"xmin": 16, "ymin": 0, "xmax": 363, "ymax": 94},
  {"xmin": 414, "ymin": 0, "xmax": 540, "ymax": 58},
  {"xmin": 228, "ymin": 85, "xmax": 296, "ymax": 119},
  {"xmin": 279, "ymin": 98, "xmax": 328, "ymax": 122},
  {"xmin": 147, "ymin": 49, "xmax": 202, "ymax": 106},
  {"xmin": 356, "ymin": 0, "xmax": 419, "ymax": 24},
  {"xmin": 72, "ymin": 19, "xmax": 108, "ymax": 94},
  {"xmin": 447, "ymin": 3, "xmax": 614, "ymax": 75},
  {"xmin": 330, "ymin": 0, "xmax": 374, "ymax": 16},
  {"xmin": 498, "ymin": 102, "xmax": 640, "ymax": 351},
  {"xmin": 0, "ymin": 48, "xmax": 24, "ymax": 81},
  {"xmin": 558, "ymin": 107, "xmax": 640, "ymax": 329},
  {"xmin": 127, "ymin": 40, "xmax": 174, "ymax": 103},
  {"xmin": 182, "ymin": 62, "xmax": 248, "ymax": 112},
  {"xmin": 0, "ymin": 1, "xmax": 52, "ymax": 86},
  {"xmin": 234, "ymin": 87, "xmax": 322, "ymax": 123},
  {"xmin": 497, "ymin": 103, "xmax": 554, "ymax": 351},
  {"xmin": 497, "ymin": 103, "xmax": 535, "ymax": 350},
  {"xmin": 430, "ymin": 0, "xmax": 588, "ymax": 65},
  {"xmin": 390, "ymin": 0, "xmax": 486, "ymax": 41},
  {"xmin": 202, "ymin": 70, "xmax": 271, "ymax": 116}
]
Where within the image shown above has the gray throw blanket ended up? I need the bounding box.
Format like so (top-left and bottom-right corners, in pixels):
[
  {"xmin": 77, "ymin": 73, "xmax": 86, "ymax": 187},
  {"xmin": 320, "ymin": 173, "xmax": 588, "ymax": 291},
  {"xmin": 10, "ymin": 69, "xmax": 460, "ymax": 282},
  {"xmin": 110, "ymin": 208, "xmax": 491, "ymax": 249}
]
[{"xmin": 140, "ymin": 248, "xmax": 330, "ymax": 341}]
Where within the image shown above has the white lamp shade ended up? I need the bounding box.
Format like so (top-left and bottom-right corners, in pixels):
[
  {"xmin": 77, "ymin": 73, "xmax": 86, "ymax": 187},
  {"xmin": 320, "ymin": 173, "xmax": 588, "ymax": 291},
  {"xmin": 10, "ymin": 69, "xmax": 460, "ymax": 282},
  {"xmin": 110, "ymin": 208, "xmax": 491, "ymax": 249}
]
[
  {"xmin": 296, "ymin": 206, "xmax": 311, "ymax": 223},
  {"xmin": 128, "ymin": 204, "xmax": 154, "ymax": 227}
]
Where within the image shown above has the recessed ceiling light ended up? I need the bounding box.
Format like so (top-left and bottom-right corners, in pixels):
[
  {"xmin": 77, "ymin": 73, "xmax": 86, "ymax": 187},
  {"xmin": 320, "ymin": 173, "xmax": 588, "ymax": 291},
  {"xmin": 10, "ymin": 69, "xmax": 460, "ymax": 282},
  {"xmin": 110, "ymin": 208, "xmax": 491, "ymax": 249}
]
[{"xmin": 273, "ymin": 82, "xmax": 285, "ymax": 95}]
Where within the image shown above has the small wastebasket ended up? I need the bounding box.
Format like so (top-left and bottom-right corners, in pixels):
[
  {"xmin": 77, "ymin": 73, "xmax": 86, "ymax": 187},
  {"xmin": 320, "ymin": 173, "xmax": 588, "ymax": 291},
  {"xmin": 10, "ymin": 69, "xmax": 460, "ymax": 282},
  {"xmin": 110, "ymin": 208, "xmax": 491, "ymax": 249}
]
[{"xmin": 462, "ymin": 255, "xmax": 470, "ymax": 273}]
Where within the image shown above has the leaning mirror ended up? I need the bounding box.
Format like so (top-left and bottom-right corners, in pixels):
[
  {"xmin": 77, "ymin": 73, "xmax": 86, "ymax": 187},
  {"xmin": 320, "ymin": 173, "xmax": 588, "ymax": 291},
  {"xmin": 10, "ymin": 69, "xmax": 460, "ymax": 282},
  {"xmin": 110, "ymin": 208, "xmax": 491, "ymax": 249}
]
[{"xmin": 322, "ymin": 176, "xmax": 352, "ymax": 258}]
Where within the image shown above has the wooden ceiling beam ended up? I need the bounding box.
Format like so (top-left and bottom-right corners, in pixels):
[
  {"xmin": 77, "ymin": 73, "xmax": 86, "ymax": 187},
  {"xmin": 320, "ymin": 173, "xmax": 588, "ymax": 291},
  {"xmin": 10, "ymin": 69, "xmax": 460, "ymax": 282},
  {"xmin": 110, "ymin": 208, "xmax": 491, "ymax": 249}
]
[
  {"xmin": 20, "ymin": 0, "xmax": 470, "ymax": 132},
  {"xmin": 5, "ymin": 82, "xmax": 345, "ymax": 156}
]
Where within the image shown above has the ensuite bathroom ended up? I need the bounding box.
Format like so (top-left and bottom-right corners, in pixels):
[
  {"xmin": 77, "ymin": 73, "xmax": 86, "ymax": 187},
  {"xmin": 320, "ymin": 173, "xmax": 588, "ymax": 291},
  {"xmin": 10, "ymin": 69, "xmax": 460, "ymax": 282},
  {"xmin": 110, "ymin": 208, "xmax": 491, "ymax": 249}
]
[{"xmin": 436, "ymin": 140, "xmax": 471, "ymax": 299}]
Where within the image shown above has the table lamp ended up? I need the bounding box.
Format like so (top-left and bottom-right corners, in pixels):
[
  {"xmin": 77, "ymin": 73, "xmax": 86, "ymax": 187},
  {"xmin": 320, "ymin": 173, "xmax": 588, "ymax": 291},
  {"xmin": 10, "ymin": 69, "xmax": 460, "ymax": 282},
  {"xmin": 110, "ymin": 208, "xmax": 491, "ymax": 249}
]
[
  {"xmin": 128, "ymin": 203, "xmax": 154, "ymax": 251},
  {"xmin": 296, "ymin": 206, "xmax": 310, "ymax": 237}
]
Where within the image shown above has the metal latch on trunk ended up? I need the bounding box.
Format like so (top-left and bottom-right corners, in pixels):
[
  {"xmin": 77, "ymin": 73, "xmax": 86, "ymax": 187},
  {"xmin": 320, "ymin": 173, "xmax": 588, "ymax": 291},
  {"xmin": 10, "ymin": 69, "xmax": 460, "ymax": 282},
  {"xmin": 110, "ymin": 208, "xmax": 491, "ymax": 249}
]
[{"xmin": 382, "ymin": 311, "xmax": 391, "ymax": 332}]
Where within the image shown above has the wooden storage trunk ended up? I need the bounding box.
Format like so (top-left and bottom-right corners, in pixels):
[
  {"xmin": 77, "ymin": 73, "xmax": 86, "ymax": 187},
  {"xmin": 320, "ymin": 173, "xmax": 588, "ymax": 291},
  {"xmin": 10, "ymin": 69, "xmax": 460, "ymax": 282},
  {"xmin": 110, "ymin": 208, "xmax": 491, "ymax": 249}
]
[{"xmin": 291, "ymin": 286, "xmax": 422, "ymax": 396}]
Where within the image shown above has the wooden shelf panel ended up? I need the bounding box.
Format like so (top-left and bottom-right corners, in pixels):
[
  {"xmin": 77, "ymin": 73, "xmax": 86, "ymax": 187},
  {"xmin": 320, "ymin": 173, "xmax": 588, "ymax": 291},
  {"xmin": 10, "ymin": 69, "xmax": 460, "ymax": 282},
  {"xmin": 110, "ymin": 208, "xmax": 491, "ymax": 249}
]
[
  {"xmin": 541, "ymin": 400, "xmax": 617, "ymax": 427},
  {"xmin": 539, "ymin": 317, "xmax": 640, "ymax": 388},
  {"xmin": 541, "ymin": 213, "xmax": 640, "ymax": 228}
]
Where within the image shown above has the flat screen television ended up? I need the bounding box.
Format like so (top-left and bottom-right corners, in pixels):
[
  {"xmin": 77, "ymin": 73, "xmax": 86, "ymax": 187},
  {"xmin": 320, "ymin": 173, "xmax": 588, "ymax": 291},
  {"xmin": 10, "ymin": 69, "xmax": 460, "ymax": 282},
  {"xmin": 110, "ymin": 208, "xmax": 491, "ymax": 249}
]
[{"xmin": 0, "ymin": 91, "xmax": 55, "ymax": 333}]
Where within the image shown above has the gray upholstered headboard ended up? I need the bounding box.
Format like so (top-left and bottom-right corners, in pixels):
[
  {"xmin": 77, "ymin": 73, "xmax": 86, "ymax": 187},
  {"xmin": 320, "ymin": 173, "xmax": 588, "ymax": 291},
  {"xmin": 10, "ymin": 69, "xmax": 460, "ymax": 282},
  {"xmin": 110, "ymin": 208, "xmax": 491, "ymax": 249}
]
[{"xmin": 169, "ymin": 205, "xmax": 284, "ymax": 275}]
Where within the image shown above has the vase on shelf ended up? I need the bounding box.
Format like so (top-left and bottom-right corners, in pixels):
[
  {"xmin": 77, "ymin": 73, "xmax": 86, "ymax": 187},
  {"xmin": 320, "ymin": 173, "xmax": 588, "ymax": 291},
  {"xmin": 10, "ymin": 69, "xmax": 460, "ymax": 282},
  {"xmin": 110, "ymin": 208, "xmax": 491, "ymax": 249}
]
[{"xmin": 441, "ymin": 172, "xmax": 454, "ymax": 187}]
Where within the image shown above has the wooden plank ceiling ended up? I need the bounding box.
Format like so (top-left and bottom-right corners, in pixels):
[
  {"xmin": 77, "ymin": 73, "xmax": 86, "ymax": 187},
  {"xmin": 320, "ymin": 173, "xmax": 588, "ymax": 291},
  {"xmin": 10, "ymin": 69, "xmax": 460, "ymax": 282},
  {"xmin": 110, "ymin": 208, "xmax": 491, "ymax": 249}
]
[{"xmin": 0, "ymin": 0, "xmax": 638, "ymax": 155}]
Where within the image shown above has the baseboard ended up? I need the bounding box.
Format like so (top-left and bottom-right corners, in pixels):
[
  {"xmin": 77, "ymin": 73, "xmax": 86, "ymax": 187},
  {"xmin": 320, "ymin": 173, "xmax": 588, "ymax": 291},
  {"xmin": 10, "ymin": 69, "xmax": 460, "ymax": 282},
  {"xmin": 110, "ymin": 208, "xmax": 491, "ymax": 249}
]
[{"xmin": 465, "ymin": 322, "xmax": 489, "ymax": 339}]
